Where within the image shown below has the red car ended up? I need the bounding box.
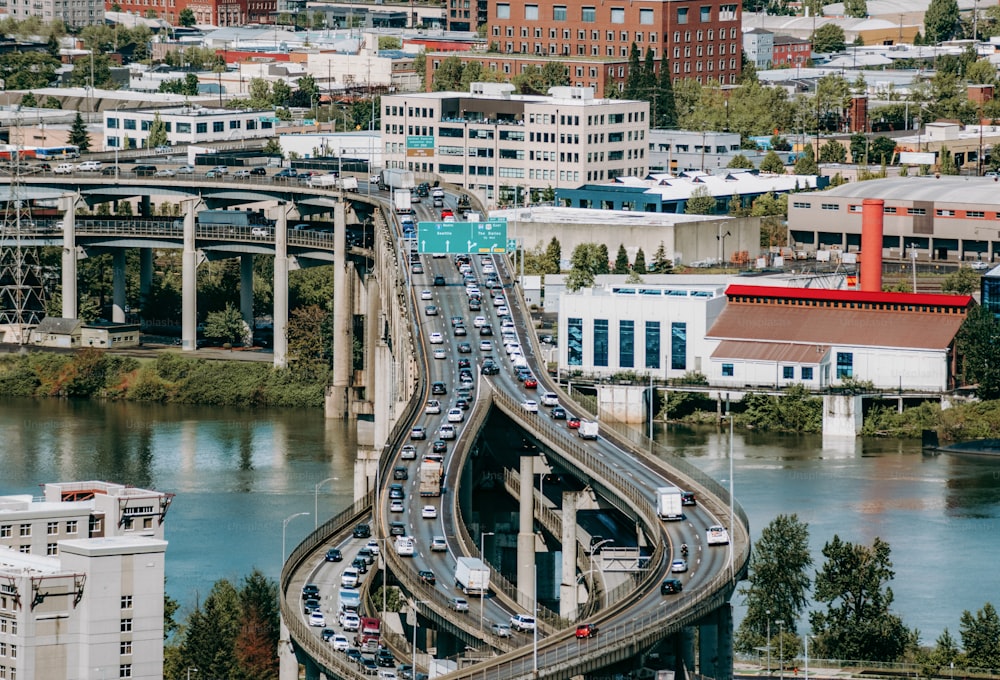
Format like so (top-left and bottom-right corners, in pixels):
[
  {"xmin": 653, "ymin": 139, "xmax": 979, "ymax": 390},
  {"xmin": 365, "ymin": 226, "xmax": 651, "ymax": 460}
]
[
  {"xmin": 567, "ymin": 417, "xmax": 581, "ymax": 429},
  {"xmin": 524, "ymin": 376, "xmax": 538, "ymax": 389},
  {"xmin": 575, "ymin": 623, "xmax": 598, "ymax": 639},
  {"xmin": 441, "ymin": 209, "xmax": 454, "ymax": 219}
]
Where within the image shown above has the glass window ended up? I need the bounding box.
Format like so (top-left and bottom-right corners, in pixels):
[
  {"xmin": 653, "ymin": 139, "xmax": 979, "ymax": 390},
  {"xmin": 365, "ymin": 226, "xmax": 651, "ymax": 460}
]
[
  {"xmin": 836, "ymin": 352, "xmax": 853, "ymax": 379},
  {"xmin": 619, "ymin": 320, "xmax": 634, "ymax": 368},
  {"xmin": 229, "ymin": 120, "xmax": 240, "ymax": 129},
  {"xmin": 610, "ymin": 7, "xmax": 624, "ymax": 23},
  {"xmin": 640, "ymin": 8, "xmax": 653, "ymax": 24},
  {"xmin": 553, "ymin": 4, "xmax": 566, "ymax": 19},
  {"xmin": 700, "ymin": 5, "xmax": 711, "ymax": 21},
  {"xmin": 213, "ymin": 121, "xmax": 224, "ymax": 132},
  {"xmin": 176, "ymin": 123, "xmax": 191, "ymax": 134},
  {"xmin": 802, "ymin": 366, "xmax": 814, "ymax": 380},
  {"xmin": 581, "ymin": 6, "xmax": 595, "ymax": 21},
  {"xmin": 677, "ymin": 7, "xmax": 688, "ymax": 23},
  {"xmin": 525, "ymin": 4, "xmax": 538, "ymax": 19},
  {"xmin": 722, "ymin": 363, "xmax": 734, "ymax": 377},
  {"xmin": 47, "ymin": 522, "xmax": 58, "ymax": 535},
  {"xmin": 196, "ymin": 123, "xmax": 208, "ymax": 134},
  {"xmin": 496, "ymin": 2, "xmax": 509, "ymax": 17},
  {"xmin": 783, "ymin": 366, "xmax": 794, "ymax": 379},
  {"xmin": 670, "ymin": 322, "xmax": 686, "ymax": 370},
  {"xmin": 594, "ymin": 320, "xmax": 609, "ymax": 367},
  {"xmin": 107, "ymin": 117, "xmax": 118, "ymax": 129},
  {"xmin": 123, "ymin": 119, "xmax": 136, "ymax": 130},
  {"xmin": 567, "ymin": 318, "xmax": 583, "ymax": 366},
  {"xmin": 645, "ymin": 321, "xmax": 660, "ymax": 369},
  {"xmin": 0, "ymin": 525, "xmax": 9, "ymax": 538},
  {"xmin": 66, "ymin": 520, "xmax": 77, "ymax": 534}
]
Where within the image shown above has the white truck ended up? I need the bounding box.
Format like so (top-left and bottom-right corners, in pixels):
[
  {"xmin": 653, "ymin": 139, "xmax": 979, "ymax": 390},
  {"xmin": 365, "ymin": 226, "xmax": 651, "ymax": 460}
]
[
  {"xmin": 579, "ymin": 421, "xmax": 599, "ymax": 440},
  {"xmin": 419, "ymin": 459, "xmax": 443, "ymax": 497},
  {"xmin": 656, "ymin": 486, "xmax": 684, "ymax": 521},
  {"xmin": 338, "ymin": 587, "xmax": 361, "ymax": 612},
  {"xmin": 454, "ymin": 556, "xmax": 491, "ymax": 596},
  {"xmin": 337, "ymin": 176, "xmax": 359, "ymax": 191},
  {"xmin": 394, "ymin": 189, "xmax": 413, "ymax": 214},
  {"xmin": 380, "ymin": 168, "xmax": 416, "ymax": 191}
]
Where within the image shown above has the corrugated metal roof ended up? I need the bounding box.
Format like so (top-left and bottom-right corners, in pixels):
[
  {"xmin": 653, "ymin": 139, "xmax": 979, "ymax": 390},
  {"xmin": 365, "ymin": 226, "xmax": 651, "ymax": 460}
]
[
  {"xmin": 725, "ymin": 284, "xmax": 974, "ymax": 308},
  {"xmin": 712, "ymin": 340, "xmax": 829, "ymax": 364},
  {"xmin": 816, "ymin": 176, "xmax": 1000, "ymax": 204},
  {"xmin": 707, "ymin": 303, "xmax": 966, "ymax": 350}
]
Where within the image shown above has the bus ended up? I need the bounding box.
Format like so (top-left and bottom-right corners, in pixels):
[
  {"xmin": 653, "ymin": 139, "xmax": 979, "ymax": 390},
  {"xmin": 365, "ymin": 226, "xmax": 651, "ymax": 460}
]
[{"xmin": 34, "ymin": 145, "xmax": 80, "ymax": 160}]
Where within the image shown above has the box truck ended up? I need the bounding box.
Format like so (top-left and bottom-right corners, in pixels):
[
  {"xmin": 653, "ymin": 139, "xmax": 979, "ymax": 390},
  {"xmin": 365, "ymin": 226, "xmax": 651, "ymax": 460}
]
[
  {"xmin": 419, "ymin": 458, "xmax": 443, "ymax": 496},
  {"xmin": 394, "ymin": 189, "xmax": 412, "ymax": 214},
  {"xmin": 338, "ymin": 587, "xmax": 361, "ymax": 612},
  {"xmin": 656, "ymin": 486, "xmax": 684, "ymax": 521},
  {"xmin": 454, "ymin": 556, "xmax": 491, "ymax": 596},
  {"xmin": 579, "ymin": 421, "xmax": 599, "ymax": 440},
  {"xmin": 380, "ymin": 169, "xmax": 416, "ymax": 191}
]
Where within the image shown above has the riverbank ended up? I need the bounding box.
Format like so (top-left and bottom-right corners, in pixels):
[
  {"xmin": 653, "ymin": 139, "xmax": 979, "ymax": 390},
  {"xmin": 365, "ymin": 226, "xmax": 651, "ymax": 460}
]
[{"xmin": 0, "ymin": 349, "xmax": 327, "ymax": 408}]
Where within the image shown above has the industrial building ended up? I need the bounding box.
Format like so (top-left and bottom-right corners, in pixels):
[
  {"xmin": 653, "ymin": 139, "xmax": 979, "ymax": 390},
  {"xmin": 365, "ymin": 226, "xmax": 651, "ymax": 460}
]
[
  {"xmin": 103, "ymin": 106, "xmax": 287, "ymax": 150},
  {"xmin": 0, "ymin": 481, "xmax": 172, "ymax": 680}
]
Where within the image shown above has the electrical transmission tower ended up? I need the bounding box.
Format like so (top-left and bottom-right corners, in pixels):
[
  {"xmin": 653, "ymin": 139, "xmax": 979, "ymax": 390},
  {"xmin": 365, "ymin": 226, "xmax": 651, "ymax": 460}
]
[{"xmin": 0, "ymin": 112, "xmax": 47, "ymax": 344}]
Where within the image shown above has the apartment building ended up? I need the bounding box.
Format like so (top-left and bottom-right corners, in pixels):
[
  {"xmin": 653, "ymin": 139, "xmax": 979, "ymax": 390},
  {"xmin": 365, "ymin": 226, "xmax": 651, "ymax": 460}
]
[
  {"xmin": 381, "ymin": 82, "xmax": 649, "ymax": 204},
  {"xmin": 742, "ymin": 28, "xmax": 773, "ymax": 70},
  {"xmin": 432, "ymin": 0, "xmax": 741, "ymax": 91},
  {"xmin": 0, "ymin": 481, "xmax": 172, "ymax": 680},
  {"xmin": 6, "ymin": 0, "xmax": 103, "ymax": 28},
  {"xmin": 103, "ymin": 0, "xmax": 264, "ymax": 26},
  {"xmin": 772, "ymin": 35, "xmax": 811, "ymax": 67}
]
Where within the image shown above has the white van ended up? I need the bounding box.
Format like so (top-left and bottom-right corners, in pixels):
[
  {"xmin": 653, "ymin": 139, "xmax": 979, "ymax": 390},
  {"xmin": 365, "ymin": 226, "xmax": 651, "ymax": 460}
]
[
  {"xmin": 250, "ymin": 227, "xmax": 269, "ymax": 237},
  {"xmin": 54, "ymin": 163, "xmax": 75, "ymax": 174},
  {"xmin": 78, "ymin": 160, "xmax": 102, "ymax": 172}
]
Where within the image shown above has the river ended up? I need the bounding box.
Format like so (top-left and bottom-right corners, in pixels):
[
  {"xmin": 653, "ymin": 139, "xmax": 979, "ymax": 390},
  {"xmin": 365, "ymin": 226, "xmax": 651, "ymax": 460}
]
[{"xmin": 0, "ymin": 398, "xmax": 995, "ymax": 642}]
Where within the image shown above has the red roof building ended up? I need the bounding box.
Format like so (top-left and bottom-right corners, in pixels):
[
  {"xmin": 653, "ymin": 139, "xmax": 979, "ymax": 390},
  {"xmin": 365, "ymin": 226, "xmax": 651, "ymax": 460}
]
[
  {"xmin": 771, "ymin": 34, "xmax": 810, "ymax": 67},
  {"xmin": 706, "ymin": 285, "xmax": 971, "ymax": 392}
]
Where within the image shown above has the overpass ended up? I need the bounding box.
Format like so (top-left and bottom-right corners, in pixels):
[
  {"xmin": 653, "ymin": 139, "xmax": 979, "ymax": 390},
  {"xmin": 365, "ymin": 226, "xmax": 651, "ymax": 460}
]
[{"xmin": 0, "ymin": 174, "xmax": 750, "ymax": 678}]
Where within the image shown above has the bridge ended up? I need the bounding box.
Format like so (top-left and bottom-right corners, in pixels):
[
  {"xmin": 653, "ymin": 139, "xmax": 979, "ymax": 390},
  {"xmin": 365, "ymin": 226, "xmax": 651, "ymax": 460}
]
[{"xmin": 0, "ymin": 174, "xmax": 750, "ymax": 679}]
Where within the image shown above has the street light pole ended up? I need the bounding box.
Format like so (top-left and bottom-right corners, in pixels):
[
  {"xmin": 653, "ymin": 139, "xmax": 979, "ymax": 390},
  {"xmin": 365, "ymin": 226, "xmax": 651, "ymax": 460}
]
[
  {"xmin": 186, "ymin": 668, "xmax": 199, "ymax": 680},
  {"xmin": 479, "ymin": 531, "xmax": 494, "ymax": 633},
  {"xmin": 804, "ymin": 633, "xmax": 810, "ymax": 680},
  {"xmin": 776, "ymin": 619, "xmax": 785, "ymax": 680},
  {"xmin": 532, "ymin": 564, "xmax": 538, "ymax": 678},
  {"xmin": 766, "ymin": 611, "xmax": 772, "ymax": 676},
  {"xmin": 281, "ymin": 512, "xmax": 310, "ymax": 567},
  {"xmin": 313, "ymin": 477, "xmax": 338, "ymax": 529}
]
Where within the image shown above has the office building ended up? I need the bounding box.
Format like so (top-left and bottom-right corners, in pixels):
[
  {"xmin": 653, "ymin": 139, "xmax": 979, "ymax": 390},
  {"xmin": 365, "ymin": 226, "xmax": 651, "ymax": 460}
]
[
  {"xmin": 0, "ymin": 481, "xmax": 172, "ymax": 680},
  {"xmin": 103, "ymin": 106, "xmax": 285, "ymax": 150},
  {"xmin": 8, "ymin": 0, "xmax": 103, "ymax": 28},
  {"xmin": 381, "ymin": 83, "xmax": 649, "ymax": 204},
  {"xmin": 742, "ymin": 28, "xmax": 773, "ymax": 70}
]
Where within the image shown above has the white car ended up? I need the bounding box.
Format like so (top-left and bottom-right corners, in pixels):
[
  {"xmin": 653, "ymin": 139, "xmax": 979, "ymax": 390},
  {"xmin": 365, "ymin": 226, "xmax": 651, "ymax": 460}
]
[
  {"xmin": 395, "ymin": 536, "xmax": 414, "ymax": 556},
  {"xmin": 78, "ymin": 160, "xmax": 102, "ymax": 171},
  {"xmin": 339, "ymin": 611, "xmax": 360, "ymax": 630},
  {"xmin": 505, "ymin": 342, "xmax": 522, "ymax": 355},
  {"xmin": 365, "ymin": 539, "xmax": 380, "ymax": 556},
  {"xmin": 421, "ymin": 505, "xmax": 437, "ymax": 519},
  {"xmin": 54, "ymin": 163, "xmax": 74, "ymax": 174},
  {"xmin": 430, "ymin": 536, "xmax": 447, "ymax": 551},
  {"xmin": 671, "ymin": 559, "xmax": 688, "ymax": 573},
  {"xmin": 425, "ymin": 399, "xmax": 441, "ymax": 414},
  {"xmin": 331, "ymin": 634, "xmax": 350, "ymax": 651},
  {"xmin": 341, "ymin": 568, "xmax": 360, "ymax": 588},
  {"xmin": 541, "ymin": 392, "xmax": 560, "ymax": 407},
  {"xmin": 473, "ymin": 316, "xmax": 487, "ymax": 328},
  {"xmin": 154, "ymin": 168, "xmax": 176, "ymax": 177},
  {"xmin": 497, "ymin": 306, "xmax": 510, "ymax": 317},
  {"xmin": 401, "ymin": 445, "xmax": 417, "ymax": 459},
  {"xmin": 522, "ymin": 400, "xmax": 538, "ymax": 413},
  {"xmin": 510, "ymin": 614, "xmax": 536, "ymax": 632},
  {"xmin": 447, "ymin": 408, "xmax": 464, "ymax": 423},
  {"xmin": 707, "ymin": 525, "xmax": 730, "ymax": 545},
  {"xmin": 390, "ymin": 499, "xmax": 404, "ymax": 513},
  {"xmin": 429, "ymin": 332, "xmax": 444, "ymax": 344},
  {"xmin": 433, "ymin": 349, "xmax": 447, "ymax": 360},
  {"xmin": 420, "ymin": 289, "xmax": 432, "ymax": 300},
  {"xmin": 309, "ymin": 611, "xmax": 326, "ymax": 627},
  {"xmin": 480, "ymin": 340, "xmax": 493, "ymax": 351},
  {"xmin": 439, "ymin": 424, "xmax": 456, "ymax": 440}
]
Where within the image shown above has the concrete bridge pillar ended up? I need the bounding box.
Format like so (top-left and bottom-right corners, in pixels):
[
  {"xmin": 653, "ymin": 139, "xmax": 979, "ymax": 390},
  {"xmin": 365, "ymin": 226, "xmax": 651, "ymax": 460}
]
[
  {"xmin": 698, "ymin": 608, "xmax": 721, "ymax": 680},
  {"xmin": 560, "ymin": 490, "xmax": 580, "ymax": 620},
  {"xmin": 717, "ymin": 604, "xmax": 734, "ymax": 680},
  {"xmin": 59, "ymin": 194, "xmax": 77, "ymax": 320},
  {"xmin": 597, "ymin": 384, "xmax": 647, "ymax": 424},
  {"xmin": 679, "ymin": 626, "xmax": 696, "ymax": 680},
  {"xmin": 112, "ymin": 249, "xmax": 127, "ymax": 323},
  {"xmin": 822, "ymin": 394, "xmax": 864, "ymax": 437},
  {"xmin": 139, "ymin": 195, "xmax": 151, "ymax": 217},
  {"xmin": 278, "ymin": 614, "xmax": 300, "ymax": 680},
  {"xmin": 139, "ymin": 248, "xmax": 153, "ymax": 311},
  {"xmin": 354, "ymin": 446, "xmax": 379, "ymax": 503},
  {"xmin": 240, "ymin": 254, "xmax": 254, "ymax": 335},
  {"xmin": 181, "ymin": 201, "xmax": 198, "ymax": 351},
  {"xmin": 364, "ymin": 272, "xmax": 379, "ymax": 402},
  {"xmin": 328, "ymin": 201, "xmax": 351, "ymax": 418},
  {"xmin": 517, "ymin": 455, "xmax": 536, "ymax": 604},
  {"xmin": 273, "ymin": 208, "xmax": 289, "ymax": 368}
]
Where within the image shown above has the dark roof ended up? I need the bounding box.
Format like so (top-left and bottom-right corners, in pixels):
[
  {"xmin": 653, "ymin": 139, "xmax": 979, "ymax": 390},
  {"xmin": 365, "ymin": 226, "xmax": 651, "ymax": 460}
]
[
  {"xmin": 725, "ymin": 285, "xmax": 973, "ymax": 309},
  {"xmin": 34, "ymin": 317, "xmax": 81, "ymax": 335},
  {"xmin": 773, "ymin": 35, "xmax": 811, "ymax": 46}
]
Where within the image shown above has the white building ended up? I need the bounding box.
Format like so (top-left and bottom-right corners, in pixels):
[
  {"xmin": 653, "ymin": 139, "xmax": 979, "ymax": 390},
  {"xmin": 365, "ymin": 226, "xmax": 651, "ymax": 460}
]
[
  {"xmin": 0, "ymin": 482, "xmax": 172, "ymax": 680},
  {"xmin": 558, "ymin": 282, "xmax": 727, "ymax": 380},
  {"xmin": 3, "ymin": 0, "xmax": 103, "ymax": 28},
  {"xmin": 381, "ymin": 83, "xmax": 649, "ymax": 206},
  {"xmin": 277, "ymin": 131, "xmax": 382, "ymax": 166},
  {"xmin": 743, "ymin": 28, "xmax": 774, "ymax": 70},
  {"xmin": 103, "ymin": 106, "xmax": 287, "ymax": 150}
]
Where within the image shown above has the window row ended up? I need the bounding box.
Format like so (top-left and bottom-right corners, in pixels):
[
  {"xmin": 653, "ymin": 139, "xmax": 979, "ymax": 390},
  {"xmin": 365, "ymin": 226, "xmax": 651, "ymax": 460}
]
[
  {"xmin": 0, "ymin": 620, "xmax": 16, "ymax": 635},
  {"xmin": 498, "ymin": 3, "xmax": 734, "ymax": 25},
  {"xmin": 567, "ymin": 319, "xmax": 687, "ymax": 370},
  {"xmin": 721, "ymin": 364, "xmax": 815, "ymax": 380}
]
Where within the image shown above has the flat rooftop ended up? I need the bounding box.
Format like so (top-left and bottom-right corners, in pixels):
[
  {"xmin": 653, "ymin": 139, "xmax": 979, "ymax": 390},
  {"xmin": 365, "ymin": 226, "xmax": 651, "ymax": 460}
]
[{"xmin": 490, "ymin": 206, "xmax": 733, "ymax": 228}]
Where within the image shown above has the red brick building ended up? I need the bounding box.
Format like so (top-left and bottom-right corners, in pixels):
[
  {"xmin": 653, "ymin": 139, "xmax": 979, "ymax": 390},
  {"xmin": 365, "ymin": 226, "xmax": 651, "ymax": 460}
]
[
  {"xmin": 105, "ymin": 0, "xmax": 271, "ymax": 26},
  {"xmin": 771, "ymin": 34, "xmax": 810, "ymax": 67},
  {"xmin": 429, "ymin": 0, "xmax": 741, "ymax": 92}
]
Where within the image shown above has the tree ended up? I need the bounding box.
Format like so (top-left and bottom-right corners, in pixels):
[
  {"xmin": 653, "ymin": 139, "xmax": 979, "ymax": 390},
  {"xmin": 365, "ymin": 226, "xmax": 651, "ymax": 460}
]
[
  {"xmin": 432, "ymin": 55, "xmax": 465, "ymax": 91},
  {"xmin": 727, "ymin": 154, "xmax": 754, "ymax": 169},
  {"xmin": 654, "ymin": 59, "xmax": 678, "ymax": 128},
  {"xmin": 956, "ymin": 303, "xmax": 1000, "ymax": 399},
  {"xmin": 235, "ymin": 569, "xmax": 280, "ymax": 678},
  {"xmin": 844, "ymin": 0, "xmax": 867, "ymax": 18},
  {"xmin": 810, "ymin": 535, "xmax": 915, "ymax": 662},
  {"xmin": 651, "ymin": 242, "xmax": 673, "ymax": 273},
  {"xmin": 941, "ymin": 266, "xmax": 980, "ymax": 295},
  {"xmin": 146, "ymin": 112, "xmax": 168, "ymax": 149},
  {"xmin": 20, "ymin": 92, "xmax": 37, "ymax": 107},
  {"xmin": 869, "ymin": 136, "xmax": 896, "ymax": 165},
  {"xmin": 179, "ymin": 7, "xmax": 195, "ymax": 25},
  {"xmin": 178, "ymin": 579, "xmax": 242, "ymax": 678},
  {"xmin": 640, "ymin": 48, "xmax": 656, "ymax": 102},
  {"xmin": 850, "ymin": 133, "xmax": 869, "ymax": 164},
  {"xmin": 793, "ymin": 145, "xmax": 819, "ymax": 175},
  {"xmin": 812, "ymin": 24, "xmax": 847, "ymax": 53},
  {"xmin": 623, "ymin": 43, "xmax": 642, "ymax": 99},
  {"xmin": 735, "ymin": 514, "xmax": 813, "ymax": 653},
  {"xmin": 566, "ymin": 243, "xmax": 610, "ymax": 291},
  {"xmin": 287, "ymin": 303, "xmax": 331, "ymax": 369},
  {"xmin": 939, "ymin": 146, "xmax": 959, "ymax": 175},
  {"xmin": 820, "ymin": 140, "xmax": 847, "ymax": 163},
  {"xmin": 925, "ymin": 0, "xmax": 960, "ymax": 43},
  {"xmin": 633, "ymin": 247, "xmax": 647, "ymax": 273},
  {"xmin": 263, "ymin": 139, "xmax": 283, "ymax": 156},
  {"xmin": 42, "ymin": 96, "xmax": 61, "ymax": 109},
  {"xmin": 69, "ymin": 111, "xmax": 91, "ymax": 152},
  {"xmin": 542, "ymin": 237, "xmax": 561, "ymax": 274},
  {"xmin": 613, "ymin": 244, "xmax": 630, "ymax": 274},
  {"xmin": 685, "ymin": 186, "xmax": 718, "ymax": 214},
  {"xmin": 271, "ymin": 80, "xmax": 291, "ymax": 107},
  {"xmin": 760, "ymin": 150, "xmax": 786, "ymax": 174},
  {"xmin": 204, "ymin": 304, "xmax": 249, "ymax": 346},
  {"xmin": 959, "ymin": 603, "xmax": 1000, "ymax": 669}
]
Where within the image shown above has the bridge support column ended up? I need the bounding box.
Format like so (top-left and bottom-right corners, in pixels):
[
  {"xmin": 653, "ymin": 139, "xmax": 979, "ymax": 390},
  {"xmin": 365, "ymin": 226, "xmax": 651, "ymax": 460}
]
[
  {"xmin": 560, "ymin": 491, "xmax": 580, "ymax": 620},
  {"xmin": 822, "ymin": 394, "xmax": 864, "ymax": 437},
  {"xmin": 60, "ymin": 195, "xmax": 77, "ymax": 320},
  {"xmin": 277, "ymin": 614, "xmax": 300, "ymax": 680},
  {"xmin": 327, "ymin": 201, "xmax": 351, "ymax": 418},
  {"xmin": 112, "ymin": 249, "xmax": 127, "ymax": 323},
  {"xmin": 240, "ymin": 254, "xmax": 254, "ymax": 336},
  {"xmin": 678, "ymin": 626, "xmax": 696, "ymax": 680},
  {"xmin": 354, "ymin": 446, "xmax": 379, "ymax": 503},
  {"xmin": 517, "ymin": 455, "xmax": 536, "ymax": 605},
  {"xmin": 698, "ymin": 608, "xmax": 721, "ymax": 680},
  {"xmin": 181, "ymin": 200, "xmax": 198, "ymax": 351},
  {"xmin": 139, "ymin": 195, "xmax": 151, "ymax": 217},
  {"xmin": 364, "ymin": 273, "xmax": 378, "ymax": 403},
  {"xmin": 139, "ymin": 248, "xmax": 153, "ymax": 311},
  {"xmin": 717, "ymin": 604, "xmax": 734, "ymax": 680},
  {"xmin": 273, "ymin": 208, "xmax": 289, "ymax": 368}
]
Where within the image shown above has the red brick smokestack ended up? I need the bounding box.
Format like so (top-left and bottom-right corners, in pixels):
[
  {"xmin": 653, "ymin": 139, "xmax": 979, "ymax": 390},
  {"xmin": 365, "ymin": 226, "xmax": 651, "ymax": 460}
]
[{"xmin": 861, "ymin": 198, "xmax": 884, "ymax": 292}]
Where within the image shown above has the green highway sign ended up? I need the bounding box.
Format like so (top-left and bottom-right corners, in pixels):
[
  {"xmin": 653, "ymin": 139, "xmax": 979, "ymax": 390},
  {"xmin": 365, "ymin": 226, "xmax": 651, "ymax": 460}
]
[
  {"xmin": 406, "ymin": 136, "xmax": 435, "ymax": 149},
  {"xmin": 417, "ymin": 218, "xmax": 508, "ymax": 254}
]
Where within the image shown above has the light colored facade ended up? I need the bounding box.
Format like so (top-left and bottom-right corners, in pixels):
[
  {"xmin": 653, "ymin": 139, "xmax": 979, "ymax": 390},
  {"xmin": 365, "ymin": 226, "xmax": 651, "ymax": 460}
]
[
  {"xmin": 81, "ymin": 324, "xmax": 141, "ymax": 349},
  {"xmin": 648, "ymin": 129, "xmax": 775, "ymax": 173},
  {"xmin": 6, "ymin": 0, "xmax": 103, "ymax": 28},
  {"xmin": 0, "ymin": 482, "xmax": 171, "ymax": 680},
  {"xmin": 786, "ymin": 176, "xmax": 1000, "ymax": 263},
  {"xmin": 103, "ymin": 106, "xmax": 286, "ymax": 150},
  {"xmin": 277, "ymin": 131, "xmax": 383, "ymax": 166},
  {"xmin": 558, "ymin": 283, "xmax": 727, "ymax": 380},
  {"xmin": 381, "ymin": 83, "xmax": 649, "ymax": 205},
  {"xmin": 742, "ymin": 28, "xmax": 773, "ymax": 70}
]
